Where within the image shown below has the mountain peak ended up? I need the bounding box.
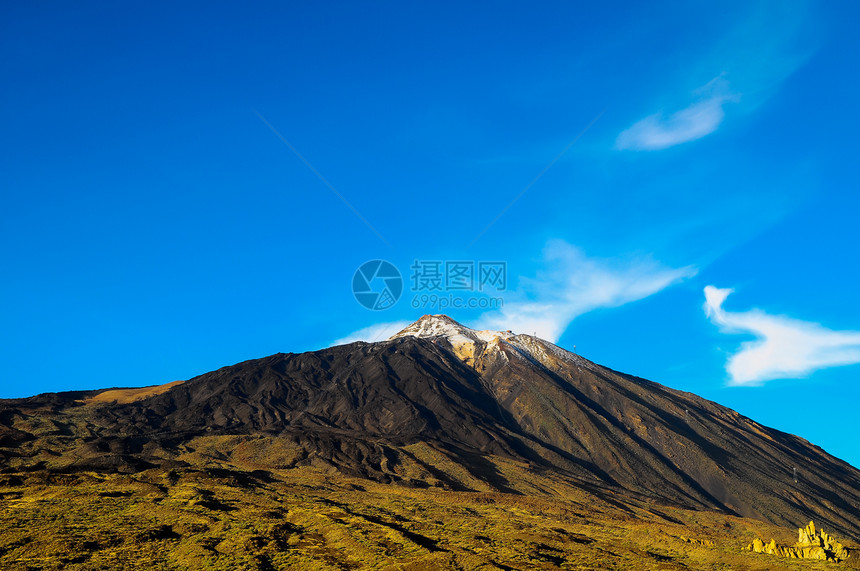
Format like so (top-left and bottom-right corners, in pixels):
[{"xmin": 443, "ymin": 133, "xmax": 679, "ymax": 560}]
[
  {"xmin": 389, "ymin": 314, "xmax": 515, "ymax": 343},
  {"xmin": 389, "ymin": 314, "xmax": 574, "ymax": 372},
  {"xmin": 4, "ymin": 313, "xmax": 860, "ymax": 546}
]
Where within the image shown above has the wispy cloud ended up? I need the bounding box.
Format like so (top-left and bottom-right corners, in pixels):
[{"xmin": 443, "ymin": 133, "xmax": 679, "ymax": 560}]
[
  {"xmin": 332, "ymin": 320, "xmax": 412, "ymax": 345},
  {"xmin": 333, "ymin": 242, "xmax": 695, "ymax": 346},
  {"xmin": 617, "ymin": 2, "xmax": 815, "ymax": 152},
  {"xmin": 616, "ymin": 77, "xmax": 737, "ymax": 151},
  {"xmin": 704, "ymin": 286, "xmax": 860, "ymax": 386},
  {"xmin": 476, "ymin": 240, "xmax": 696, "ymax": 341}
]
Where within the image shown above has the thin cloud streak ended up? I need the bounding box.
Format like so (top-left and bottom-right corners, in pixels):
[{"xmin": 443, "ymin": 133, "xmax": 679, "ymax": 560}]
[
  {"xmin": 617, "ymin": 3, "xmax": 815, "ymax": 152},
  {"xmin": 332, "ymin": 320, "xmax": 412, "ymax": 346},
  {"xmin": 253, "ymin": 108, "xmax": 392, "ymax": 247},
  {"xmin": 616, "ymin": 78, "xmax": 737, "ymax": 151},
  {"xmin": 469, "ymin": 111, "xmax": 604, "ymax": 246},
  {"xmin": 704, "ymin": 286, "xmax": 860, "ymax": 386},
  {"xmin": 476, "ymin": 241, "xmax": 696, "ymax": 341}
]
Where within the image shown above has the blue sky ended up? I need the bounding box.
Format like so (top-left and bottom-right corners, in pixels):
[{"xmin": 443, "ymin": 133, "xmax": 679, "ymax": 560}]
[{"xmin": 2, "ymin": 2, "xmax": 860, "ymax": 466}]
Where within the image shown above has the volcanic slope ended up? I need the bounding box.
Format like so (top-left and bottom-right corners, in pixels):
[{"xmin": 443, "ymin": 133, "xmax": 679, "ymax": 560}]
[{"xmin": 2, "ymin": 314, "xmax": 859, "ymax": 544}]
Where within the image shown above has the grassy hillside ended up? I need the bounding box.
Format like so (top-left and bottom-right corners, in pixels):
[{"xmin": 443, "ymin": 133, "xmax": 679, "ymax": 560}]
[{"xmin": 1, "ymin": 455, "xmax": 858, "ymax": 570}]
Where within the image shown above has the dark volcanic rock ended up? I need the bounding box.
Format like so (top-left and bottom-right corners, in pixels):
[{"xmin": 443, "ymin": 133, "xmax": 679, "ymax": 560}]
[
  {"xmin": 133, "ymin": 339, "xmax": 520, "ymax": 448},
  {"xmin": 2, "ymin": 315, "xmax": 860, "ymax": 541}
]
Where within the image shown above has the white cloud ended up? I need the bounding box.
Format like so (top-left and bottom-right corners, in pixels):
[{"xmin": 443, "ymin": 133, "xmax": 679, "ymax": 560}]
[
  {"xmin": 331, "ymin": 320, "xmax": 412, "ymax": 346},
  {"xmin": 704, "ymin": 286, "xmax": 860, "ymax": 386},
  {"xmin": 616, "ymin": 77, "xmax": 737, "ymax": 151},
  {"xmin": 475, "ymin": 241, "xmax": 696, "ymax": 342},
  {"xmin": 333, "ymin": 242, "xmax": 695, "ymax": 348},
  {"xmin": 616, "ymin": 1, "xmax": 816, "ymax": 153}
]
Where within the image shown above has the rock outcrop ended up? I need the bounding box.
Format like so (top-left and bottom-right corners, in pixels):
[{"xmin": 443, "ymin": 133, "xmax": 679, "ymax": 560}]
[
  {"xmin": 747, "ymin": 521, "xmax": 850, "ymax": 562},
  {"xmin": 679, "ymin": 535, "xmax": 715, "ymax": 547}
]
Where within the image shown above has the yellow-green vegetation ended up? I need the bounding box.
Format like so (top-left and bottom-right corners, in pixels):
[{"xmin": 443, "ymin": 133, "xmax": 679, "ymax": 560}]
[
  {"xmin": 4, "ymin": 327, "xmax": 860, "ymax": 570},
  {"xmin": 80, "ymin": 381, "xmax": 185, "ymax": 405},
  {"xmin": 2, "ymin": 458, "xmax": 858, "ymax": 570}
]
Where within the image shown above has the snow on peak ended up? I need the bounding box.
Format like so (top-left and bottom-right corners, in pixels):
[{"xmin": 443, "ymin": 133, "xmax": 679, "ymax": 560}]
[
  {"xmin": 390, "ymin": 315, "xmax": 517, "ymax": 364},
  {"xmin": 389, "ymin": 314, "xmax": 593, "ymax": 372},
  {"xmin": 389, "ymin": 315, "xmax": 514, "ymax": 344}
]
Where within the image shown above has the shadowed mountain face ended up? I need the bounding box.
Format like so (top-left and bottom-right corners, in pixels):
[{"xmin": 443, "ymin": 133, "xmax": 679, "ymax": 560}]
[{"xmin": 2, "ymin": 315, "xmax": 859, "ymax": 541}]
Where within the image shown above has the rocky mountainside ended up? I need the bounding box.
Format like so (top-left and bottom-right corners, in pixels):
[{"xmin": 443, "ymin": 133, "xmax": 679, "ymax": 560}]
[{"xmin": 2, "ymin": 314, "xmax": 859, "ymax": 543}]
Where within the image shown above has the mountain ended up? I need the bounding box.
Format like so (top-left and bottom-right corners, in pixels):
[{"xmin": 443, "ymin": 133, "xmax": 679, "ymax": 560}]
[{"xmin": 3, "ymin": 315, "xmax": 859, "ymax": 541}]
